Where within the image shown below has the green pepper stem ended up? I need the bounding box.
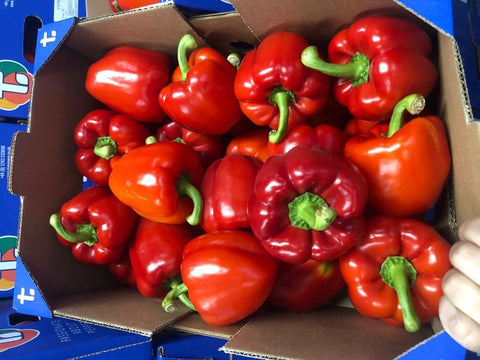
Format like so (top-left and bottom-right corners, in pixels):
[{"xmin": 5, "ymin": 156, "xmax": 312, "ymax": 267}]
[
  {"xmin": 301, "ymin": 47, "xmax": 370, "ymax": 86},
  {"xmin": 380, "ymin": 256, "xmax": 421, "ymax": 332},
  {"xmin": 49, "ymin": 214, "xmax": 97, "ymax": 246},
  {"xmin": 94, "ymin": 136, "xmax": 117, "ymax": 160},
  {"xmin": 145, "ymin": 135, "xmax": 158, "ymax": 145},
  {"xmin": 386, "ymin": 94, "xmax": 426, "ymax": 137},
  {"xmin": 177, "ymin": 34, "xmax": 197, "ymax": 81},
  {"xmin": 162, "ymin": 279, "xmax": 196, "ymax": 313},
  {"xmin": 176, "ymin": 173, "xmax": 203, "ymax": 226},
  {"xmin": 268, "ymin": 87, "xmax": 295, "ymax": 144},
  {"xmin": 288, "ymin": 192, "xmax": 337, "ymax": 231},
  {"xmin": 227, "ymin": 53, "xmax": 241, "ymax": 69}
]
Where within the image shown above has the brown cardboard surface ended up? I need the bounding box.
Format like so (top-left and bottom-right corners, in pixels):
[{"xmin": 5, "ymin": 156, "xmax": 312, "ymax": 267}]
[
  {"xmin": 222, "ymin": 307, "xmax": 433, "ymax": 360},
  {"xmin": 52, "ymin": 287, "xmax": 192, "ymax": 336},
  {"xmin": 8, "ymin": 0, "xmax": 476, "ymax": 358},
  {"xmin": 170, "ymin": 313, "xmax": 246, "ymax": 339}
]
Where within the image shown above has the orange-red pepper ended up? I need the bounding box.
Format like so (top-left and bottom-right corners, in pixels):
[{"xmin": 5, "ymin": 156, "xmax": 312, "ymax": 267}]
[
  {"xmin": 109, "ymin": 141, "xmax": 204, "ymax": 225},
  {"xmin": 344, "ymin": 94, "xmax": 451, "ymax": 217}
]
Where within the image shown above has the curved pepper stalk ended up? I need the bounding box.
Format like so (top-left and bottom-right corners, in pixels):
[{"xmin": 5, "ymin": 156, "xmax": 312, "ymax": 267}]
[
  {"xmin": 162, "ymin": 276, "xmax": 196, "ymax": 313},
  {"xmin": 268, "ymin": 87, "xmax": 296, "ymax": 144},
  {"xmin": 385, "ymin": 94, "xmax": 425, "ymax": 138},
  {"xmin": 49, "ymin": 214, "xmax": 98, "ymax": 246},
  {"xmin": 301, "ymin": 47, "xmax": 370, "ymax": 87},
  {"xmin": 176, "ymin": 173, "xmax": 203, "ymax": 226},
  {"xmin": 177, "ymin": 34, "xmax": 197, "ymax": 81},
  {"xmin": 380, "ymin": 256, "xmax": 421, "ymax": 332}
]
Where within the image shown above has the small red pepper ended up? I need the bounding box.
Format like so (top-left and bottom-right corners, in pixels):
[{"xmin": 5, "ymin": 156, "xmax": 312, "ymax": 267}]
[
  {"xmin": 268, "ymin": 259, "xmax": 345, "ymax": 312},
  {"xmin": 226, "ymin": 127, "xmax": 270, "ymax": 162},
  {"xmin": 234, "ymin": 31, "xmax": 330, "ymax": 143},
  {"xmin": 249, "ymin": 145, "xmax": 368, "ymax": 263},
  {"xmin": 129, "ymin": 218, "xmax": 194, "ymax": 298},
  {"xmin": 267, "ymin": 123, "xmax": 348, "ymax": 157},
  {"xmin": 109, "ymin": 141, "xmax": 204, "ymax": 225},
  {"xmin": 109, "ymin": 0, "xmax": 157, "ymax": 12},
  {"xmin": 159, "ymin": 34, "xmax": 242, "ymax": 135},
  {"xmin": 74, "ymin": 109, "xmax": 152, "ymax": 186},
  {"xmin": 155, "ymin": 120, "xmax": 226, "ymax": 168},
  {"xmin": 201, "ymin": 154, "xmax": 262, "ymax": 232},
  {"xmin": 109, "ymin": 253, "xmax": 137, "ymax": 288},
  {"xmin": 49, "ymin": 186, "xmax": 138, "ymax": 265},
  {"xmin": 343, "ymin": 94, "xmax": 451, "ymax": 217},
  {"xmin": 301, "ymin": 16, "xmax": 438, "ymax": 121},
  {"xmin": 85, "ymin": 46, "xmax": 170, "ymax": 123},
  {"xmin": 340, "ymin": 215, "xmax": 452, "ymax": 332},
  {"xmin": 162, "ymin": 230, "xmax": 279, "ymax": 326}
]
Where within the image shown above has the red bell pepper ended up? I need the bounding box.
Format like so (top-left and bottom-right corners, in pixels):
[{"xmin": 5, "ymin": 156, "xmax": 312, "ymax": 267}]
[
  {"xmin": 201, "ymin": 154, "xmax": 262, "ymax": 232},
  {"xmin": 339, "ymin": 215, "xmax": 452, "ymax": 332},
  {"xmin": 129, "ymin": 218, "xmax": 193, "ymax": 298},
  {"xmin": 268, "ymin": 259, "xmax": 345, "ymax": 312},
  {"xmin": 162, "ymin": 230, "xmax": 279, "ymax": 326},
  {"xmin": 74, "ymin": 109, "xmax": 152, "ymax": 186},
  {"xmin": 49, "ymin": 186, "xmax": 138, "ymax": 265},
  {"xmin": 109, "ymin": 253, "xmax": 137, "ymax": 288},
  {"xmin": 108, "ymin": 141, "xmax": 204, "ymax": 225},
  {"xmin": 343, "ymin": 94, "xmax": 451, "ymax": 217},
  {"xmin": 85, "ymin": 46, "xmax": 170, "ymax": 123},
  {"xmin": 226, "ymin": 127, "xmax": 270, "ymax": 162},
  {"xmin": 301, "ymin": 16, "xmax": 438, "ymax": 121},
  {"xmin": 249, "ymin": 145, "xmax": 368, "ymax": 263},
  {"xmin": 155, "ymin": 120, "xmax": 226, "ymax": 168},
  {"xmin": 267, "ymin": 123, "xmax": 348, "ymax": 157},
  {"xmin": 158, "ymin": 34, "xmax": 241, "ymax": 135},
  {"xmin": 234, "ymin": 31, "xmax": 330, "ymax": 143}
]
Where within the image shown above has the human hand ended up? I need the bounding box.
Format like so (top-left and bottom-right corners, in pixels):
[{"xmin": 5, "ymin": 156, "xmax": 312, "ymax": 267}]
[{"xmin": 439, "ymin": 217, "xmax": 480, "ymax": 352}]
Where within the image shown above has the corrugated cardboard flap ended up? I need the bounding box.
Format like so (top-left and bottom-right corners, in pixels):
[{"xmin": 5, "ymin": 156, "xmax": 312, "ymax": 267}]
[{"xmin": 221, "ymin": 306, "xmax": 433, "ymax": 360}]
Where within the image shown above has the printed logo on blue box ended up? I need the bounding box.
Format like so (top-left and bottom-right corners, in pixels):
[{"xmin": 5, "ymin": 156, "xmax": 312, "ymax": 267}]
[{"xmin": 0, "ymin": 0, "xmax": 86, "ymax": 121}]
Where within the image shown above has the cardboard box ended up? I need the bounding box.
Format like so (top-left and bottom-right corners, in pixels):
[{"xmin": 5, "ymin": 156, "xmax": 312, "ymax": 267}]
[
  {"xmin": 0, "ymin": 122, "xmax": 27, "ymax": 299},
  {"xmin": 0, "ymin": 299, "xmax": 153, "ymax": 359},
  {"xmin": 0, "ymin": 0, "xmax": 86, "ymax": 122},
  {"xmin": 7, "ymin": 0, "xmax": 480, "ymax": 358}
]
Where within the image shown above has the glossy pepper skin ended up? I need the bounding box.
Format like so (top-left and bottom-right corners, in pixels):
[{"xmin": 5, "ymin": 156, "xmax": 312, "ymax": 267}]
[
  {"xmin": 74, "ymin": 109, "xmax": 152, "ymax": 186},
  {"xmin": 85, "ymin": 46, "xmax": 170, "ymax": 123},
  {"xmin": 343, "ymin": 94, "xmax": 451, "ymax": 217},
  {"xmin": 129, "ymin": 218, "xmax": 194, "ymax": 298},
  {"xmin": 49, "ymin": 186, "xmax": 138, "ymax": 265},
  {"xmin": 155, "ymin": 120, "xmax": 226, "ymax": 168},
  {"xmin": 268, "ymin": 259, "xmax": 345, "ymax": 312},
  {"xmin": 201, "ymin": 154, "xmax": 262, "ymax": 232},
  {"xmin": 249, "ymin": 145, "xmax": 368, "ymax": 264},
  {"xmin": 267, "ymin": 123, "xmax": 348, "ymax": 157},
  {"xmin": 234, "ymin": 31, "xmax": 330, "ymax": 144},
  {"xmin": 109, "ymin": 141, "xmax": 204, "ymax": 225},
  {"xmin": 226, "ymin": 127, "xmax": 270, "ymax": 162},
  {"xmin": 301, "ymin": 16, "xmax": 438, "ymax": 121},
  {"xmin": 164, "ymin": 230, "xmax": 278, "ymax": 326},
  {"xmin": 159, "ymin": 34, "xmax": 242, "ymax": 135},
  {"xmin": 340, "ymin": 215, "xmax": 452, "ymax": 332}
]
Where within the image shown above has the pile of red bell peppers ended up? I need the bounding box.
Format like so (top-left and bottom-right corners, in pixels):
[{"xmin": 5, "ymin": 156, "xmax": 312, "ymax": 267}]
[{"xmin": 49, "ymin": 16, "xmax": 453, "ymax": 332}]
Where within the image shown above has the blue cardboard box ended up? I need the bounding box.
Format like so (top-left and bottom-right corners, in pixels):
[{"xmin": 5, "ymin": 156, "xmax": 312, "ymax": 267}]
[
  {"xmin": 0, "ymin": 0, "xmax": 86, "ymax": 121},
  {"xmin": 0, "ymin": 122, "xmax": 26, "ymax": 299},
  {"xmin": 0, "ymin": 299, "xmax": 153, "ymax": 359}
]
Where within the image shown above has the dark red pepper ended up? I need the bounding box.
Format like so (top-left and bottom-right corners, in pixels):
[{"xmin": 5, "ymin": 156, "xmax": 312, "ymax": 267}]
[
  {"xmin": 249, "ymin": 145, "xmax": 368, "ymax": 263},
  {"xmin": 267, "ymin": 123, "xmax": 348, "ymax": 157},
  {"xmin": 74, "ymin": 109, "xmax": 152, "ymax": 186},
  {"xmin": 155, "ymin": 120, "xmax": 226, "ymax": 168},
  {"xmin": 49, "ymin": 186, "xmax": 138, "ymax": 265}
]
